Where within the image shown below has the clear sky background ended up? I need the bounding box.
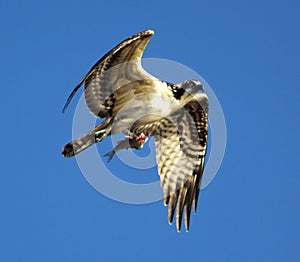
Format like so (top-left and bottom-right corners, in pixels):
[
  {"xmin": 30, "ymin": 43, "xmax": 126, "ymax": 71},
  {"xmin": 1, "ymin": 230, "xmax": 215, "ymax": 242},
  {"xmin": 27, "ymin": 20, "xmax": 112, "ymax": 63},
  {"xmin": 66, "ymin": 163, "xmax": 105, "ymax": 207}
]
[{"xmin": 1, "ymin": 0, "xmax": 299, "ymax": 261}]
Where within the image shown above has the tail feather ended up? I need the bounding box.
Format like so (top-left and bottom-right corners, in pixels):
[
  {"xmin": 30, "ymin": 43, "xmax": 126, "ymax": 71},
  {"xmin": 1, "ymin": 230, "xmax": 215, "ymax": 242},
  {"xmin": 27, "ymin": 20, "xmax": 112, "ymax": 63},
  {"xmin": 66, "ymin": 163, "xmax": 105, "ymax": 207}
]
[
  {"xmin": 62, "ymin": 118, "xmax": 112, "ymax": 157},
  {"xmin": 104, "ymin": 150, "xmax": 115, "ymax": 162}
]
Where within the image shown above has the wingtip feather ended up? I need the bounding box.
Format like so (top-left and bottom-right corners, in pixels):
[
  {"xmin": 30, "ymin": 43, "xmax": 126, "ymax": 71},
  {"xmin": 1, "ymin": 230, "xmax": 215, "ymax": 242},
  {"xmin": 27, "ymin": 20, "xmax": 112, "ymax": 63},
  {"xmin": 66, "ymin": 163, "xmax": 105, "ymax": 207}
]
[
  {"xmin": 176, "ymin": 188, "xmax": 187, "ymax": 232},
  {"xmin": 143, "ymin": 29, "xmax": 155, "ymax": 35},
  {"xmin": 168, "ymin": 191, "xmax": 178, "ymax": 225},
  {"xmin": 62, "ymin": 143, "xmax": 75, "ymax": 158}
]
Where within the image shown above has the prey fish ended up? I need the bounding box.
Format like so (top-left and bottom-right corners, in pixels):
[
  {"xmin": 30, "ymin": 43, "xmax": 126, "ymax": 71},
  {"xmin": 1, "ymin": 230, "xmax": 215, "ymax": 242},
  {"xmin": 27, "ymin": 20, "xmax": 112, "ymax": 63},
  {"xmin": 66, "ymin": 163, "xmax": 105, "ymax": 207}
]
[{"xmin": 105, "ymin": 132, "xmax": 148, "ymax": 161}]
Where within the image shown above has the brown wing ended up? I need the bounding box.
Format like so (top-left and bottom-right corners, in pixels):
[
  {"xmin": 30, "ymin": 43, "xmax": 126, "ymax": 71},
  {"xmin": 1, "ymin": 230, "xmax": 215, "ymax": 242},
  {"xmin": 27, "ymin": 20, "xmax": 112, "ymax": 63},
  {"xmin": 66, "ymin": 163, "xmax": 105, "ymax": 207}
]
[
  {"xmin": 62, "ymin": 30, "xmax": 154, "ymax": 116},
  {"xmin": 131, "ymin": 94, "xmax": 209, "ymax": 232},
  {"xmin": 180, "ymin": 95, "xmax": 209, "ymax": 231}
]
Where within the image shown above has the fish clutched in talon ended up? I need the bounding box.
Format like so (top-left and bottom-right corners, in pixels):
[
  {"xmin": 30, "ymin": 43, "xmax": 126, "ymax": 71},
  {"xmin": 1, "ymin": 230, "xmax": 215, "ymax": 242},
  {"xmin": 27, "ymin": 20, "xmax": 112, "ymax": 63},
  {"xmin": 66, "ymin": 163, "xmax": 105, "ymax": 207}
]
[{"xmin": 104, "ymin": 132, "xmax": 148, "ymax": 161}]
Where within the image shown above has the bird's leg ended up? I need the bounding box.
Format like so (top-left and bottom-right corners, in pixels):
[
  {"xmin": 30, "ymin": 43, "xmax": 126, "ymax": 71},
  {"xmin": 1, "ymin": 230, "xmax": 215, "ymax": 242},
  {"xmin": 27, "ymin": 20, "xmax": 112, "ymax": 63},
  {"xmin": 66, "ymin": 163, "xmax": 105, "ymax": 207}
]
[{"xmin": 123, "ymin": 129, "xmax": 135, "ymax": 139}]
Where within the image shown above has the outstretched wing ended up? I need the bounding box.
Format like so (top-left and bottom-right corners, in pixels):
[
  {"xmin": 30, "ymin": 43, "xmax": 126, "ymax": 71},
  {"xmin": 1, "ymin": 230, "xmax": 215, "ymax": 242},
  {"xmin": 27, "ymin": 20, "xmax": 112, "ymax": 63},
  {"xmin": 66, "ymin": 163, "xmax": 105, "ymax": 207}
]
[
  {"xmin": 131, "ymin": 94, "xmax": 209, "ymax": 232},
  {"xmin": 62, "ymin": 30, "xmax": 155, "ymax": 117}
]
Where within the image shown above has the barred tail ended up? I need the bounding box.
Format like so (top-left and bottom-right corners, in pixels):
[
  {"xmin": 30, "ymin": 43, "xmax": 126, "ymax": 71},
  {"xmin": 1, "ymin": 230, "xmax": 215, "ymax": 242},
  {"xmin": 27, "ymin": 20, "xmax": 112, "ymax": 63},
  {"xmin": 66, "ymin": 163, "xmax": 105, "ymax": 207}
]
[{"xmin": 62, "ymin": 118, "xmax": 113, "ymax": 157}]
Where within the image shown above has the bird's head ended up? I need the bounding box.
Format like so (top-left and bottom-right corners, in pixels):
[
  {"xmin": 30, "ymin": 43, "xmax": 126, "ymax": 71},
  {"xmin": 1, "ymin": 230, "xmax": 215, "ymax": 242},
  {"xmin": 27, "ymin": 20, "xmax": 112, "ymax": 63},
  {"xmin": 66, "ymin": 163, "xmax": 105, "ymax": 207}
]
[
  {"xmin": 172, "ymin": 80, "xmax": 205, "ymax": 104},
  {"xmin": 180, "ymin": 80, "xmax": 204, "ymax": 96}
]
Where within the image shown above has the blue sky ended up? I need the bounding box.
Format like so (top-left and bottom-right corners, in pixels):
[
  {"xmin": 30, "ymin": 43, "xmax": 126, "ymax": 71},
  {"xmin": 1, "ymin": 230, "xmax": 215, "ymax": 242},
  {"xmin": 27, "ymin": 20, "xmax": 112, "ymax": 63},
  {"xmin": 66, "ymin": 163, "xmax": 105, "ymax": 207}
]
[{"xmin": 1, "ymin": 0, "xmax": 299, "ymax": 261}]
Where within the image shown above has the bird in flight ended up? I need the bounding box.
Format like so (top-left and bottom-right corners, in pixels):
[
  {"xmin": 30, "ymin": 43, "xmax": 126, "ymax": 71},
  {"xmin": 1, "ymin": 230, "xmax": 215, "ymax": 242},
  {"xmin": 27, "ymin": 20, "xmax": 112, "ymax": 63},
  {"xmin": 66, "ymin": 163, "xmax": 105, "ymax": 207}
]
[{"xmin": 62, "ymin": 30, "xmax": 209, "ymax": 232}]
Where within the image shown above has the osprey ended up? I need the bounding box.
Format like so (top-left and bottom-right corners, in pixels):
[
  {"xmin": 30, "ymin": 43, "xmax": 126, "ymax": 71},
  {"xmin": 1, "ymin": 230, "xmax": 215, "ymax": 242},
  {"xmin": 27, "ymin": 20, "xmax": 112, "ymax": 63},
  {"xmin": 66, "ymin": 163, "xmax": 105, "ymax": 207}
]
[{"xmin": 62, "ymin": 30, "xmax": 209, "ymax": 232}]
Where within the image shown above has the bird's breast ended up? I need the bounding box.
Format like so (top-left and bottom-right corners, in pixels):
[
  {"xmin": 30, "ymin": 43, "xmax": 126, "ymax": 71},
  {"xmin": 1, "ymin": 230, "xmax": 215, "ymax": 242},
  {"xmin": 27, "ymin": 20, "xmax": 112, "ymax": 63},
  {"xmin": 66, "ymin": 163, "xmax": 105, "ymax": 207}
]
[{"xmin": 110, "ymin": 80, "xmax": 182, "ymax": 134}]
